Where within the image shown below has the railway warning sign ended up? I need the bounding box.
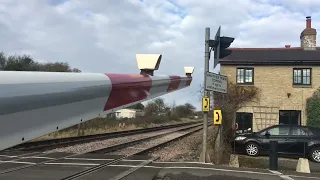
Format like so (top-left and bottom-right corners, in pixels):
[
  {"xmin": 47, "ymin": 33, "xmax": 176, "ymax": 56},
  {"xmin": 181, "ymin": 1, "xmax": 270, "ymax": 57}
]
[
  {"xmin": 202, "ymin": 97, "xmax": 210, "ymax": 112},
  {"xmin": 205, "ymin": 72, "xmax": 228, "ymax": 93},
  {"xmin": 214, "ymin": 110, "xmax": 222, "ymax": 125}
]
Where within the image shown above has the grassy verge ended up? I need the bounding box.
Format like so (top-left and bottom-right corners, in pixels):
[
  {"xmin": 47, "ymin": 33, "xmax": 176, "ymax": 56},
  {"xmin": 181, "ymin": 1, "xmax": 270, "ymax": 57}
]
[{"xmin": 31, "ymin": 116, "xmax": 201, "ymax": 142}]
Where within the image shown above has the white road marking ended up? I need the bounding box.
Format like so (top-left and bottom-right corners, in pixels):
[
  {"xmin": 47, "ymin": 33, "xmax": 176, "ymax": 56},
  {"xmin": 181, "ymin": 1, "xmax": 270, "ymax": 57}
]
[
  {"xmin": 279, "ymin": 175, "xmax": 295, "ymax": 180},
  {"xmin": 154, "ymin": 161, "xmax": 215, "ymax": 165},
  {"xmin": 21, "ymin": 156, "xmax": 55, "ymax": 160},
  {"xmin": 0, "ymin": 152, "xmax": 45, "ymax": 165},
  {"xmin": 64, "ymin": 157, "xmax": 147, "ymax": 162},
  {"xmin": 0, "ymin": 160, "xmax": 36, "ymax": 165},
  {"xmin": 110, "ymin": 159, "xmax": 154, "ymax": 180},
  {"xmin": 269, "ymin": 170, "xmax": 282, "ymax": 175},
  {"xmin": 0, "ymin": 155, "xmax": 17, "ymax": 158},
  {"xmin": 122, "ymin": 159, "xmax": 147, "ymax": 162},
  {"xmin": 45, "ymin": 162, "xmax": 100, "ymax": 166},
  {"xmin": 64, "ymin": 158, "xmax": 114, "ymax": 161},
  {"xmin": 269, "ymin": 170, "xmax": 295, "ymax": 180}
]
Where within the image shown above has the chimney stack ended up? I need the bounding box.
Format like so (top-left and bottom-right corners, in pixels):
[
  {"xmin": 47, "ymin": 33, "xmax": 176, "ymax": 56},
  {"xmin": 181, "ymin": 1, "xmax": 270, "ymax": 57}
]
[
  {"xmin": 300, "ymin": 16, "xmax": 317, "ymax": 50},
  {"xmin": 285, "ymin": 45, "xmax": 291, "ymax": 48},
  {"xmin": 306, "ymin": 16, "xmax": 311, "ymax": 28}
]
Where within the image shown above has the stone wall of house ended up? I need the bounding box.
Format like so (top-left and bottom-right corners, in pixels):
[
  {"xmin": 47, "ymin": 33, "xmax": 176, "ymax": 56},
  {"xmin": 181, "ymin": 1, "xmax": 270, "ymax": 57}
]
[{"xmin": 220, "ymin": 65, "xmax": 320, "ymax": 131}]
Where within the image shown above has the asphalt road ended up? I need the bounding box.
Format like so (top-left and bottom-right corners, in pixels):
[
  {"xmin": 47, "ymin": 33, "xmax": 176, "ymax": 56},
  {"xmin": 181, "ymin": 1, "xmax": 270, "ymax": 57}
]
[
  {"xmin": 238, "ymin": 155, "xmax": 320, "ymax": 174},
  {"xmin": 154, "ymin": 165, "xmax": 320, "ymax": 180},
  {"xmin": 1, "ymin": 151, "xmax": 320, "ymax": 180},
  {"xmin": 114, "ymin": 162, "xmax": 320, "ymax": 180}
]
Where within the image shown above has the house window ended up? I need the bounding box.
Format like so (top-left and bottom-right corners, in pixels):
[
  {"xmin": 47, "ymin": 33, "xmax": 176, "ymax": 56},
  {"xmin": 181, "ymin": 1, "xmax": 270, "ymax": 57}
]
[
  {"xmin": 293, "ymin": 68, "xmax": 311, "ymax": 85},
  {"xmin": 236, "ymin": 68, "xmax": 254, "ymax": 84}
]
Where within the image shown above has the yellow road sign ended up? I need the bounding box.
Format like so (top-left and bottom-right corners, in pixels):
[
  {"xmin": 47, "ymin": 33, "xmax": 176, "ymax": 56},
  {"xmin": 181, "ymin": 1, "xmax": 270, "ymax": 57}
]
[
  {"xmin": 202, "ymin": 97, "xmax": 210, "ymax": 112},
  {"xmin": 214, "ymin": 110, "xmax": 222, "ymax": 125}
]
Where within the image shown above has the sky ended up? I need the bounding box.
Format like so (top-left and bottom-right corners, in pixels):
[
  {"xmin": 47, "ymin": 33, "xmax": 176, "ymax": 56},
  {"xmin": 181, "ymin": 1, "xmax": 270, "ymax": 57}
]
[{"xmin": 0, "ymin": 0, "xmax": 320, "ymax": 110}]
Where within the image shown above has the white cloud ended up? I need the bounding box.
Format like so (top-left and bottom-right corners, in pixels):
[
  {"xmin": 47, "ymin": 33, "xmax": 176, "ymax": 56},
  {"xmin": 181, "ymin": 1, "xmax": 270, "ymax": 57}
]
[{"xmin": 0, "ymin": 0, "xmax": 319, "ymax": 110}]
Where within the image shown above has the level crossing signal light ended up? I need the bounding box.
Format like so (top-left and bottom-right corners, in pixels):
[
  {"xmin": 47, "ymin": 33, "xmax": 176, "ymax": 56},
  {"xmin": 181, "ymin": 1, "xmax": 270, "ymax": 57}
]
[
  {"xmin": 207, "ymin": 26, "xmax": 234, "ymax": 68},
  {"xmin": 209, "ymin": 36, "xmax": 234, "ymax": 58}
]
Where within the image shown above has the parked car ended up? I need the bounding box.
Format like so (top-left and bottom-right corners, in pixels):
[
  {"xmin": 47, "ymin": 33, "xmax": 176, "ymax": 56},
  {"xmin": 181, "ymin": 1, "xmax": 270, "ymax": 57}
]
[{"xmin": 233, "ymin": 124, "xmax": 320, "ymax": 162}]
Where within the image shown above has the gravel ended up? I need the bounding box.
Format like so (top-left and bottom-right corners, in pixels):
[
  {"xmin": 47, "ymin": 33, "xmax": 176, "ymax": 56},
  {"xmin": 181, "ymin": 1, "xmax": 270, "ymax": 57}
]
[
  {"xmin": 107, "ymin": 127, "xmax": 201, "ymax": 156},
  {"xmin": 44, "ymin": 124, "xmax": 199, "ymax": 154},
  {"xmin": 149, "ymin": 125, "xmax": 215, "ymax": 162}
]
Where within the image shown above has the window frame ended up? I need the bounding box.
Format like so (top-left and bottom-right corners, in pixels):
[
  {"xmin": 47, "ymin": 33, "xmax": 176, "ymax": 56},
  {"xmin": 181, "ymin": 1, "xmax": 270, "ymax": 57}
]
[
  {"xmin": 236, "ymin": 67, "xmax": 254, "ymax": 85},
  {"xmin": 292, "ymin": 68, "xmax": 312, "ymax": 85}
]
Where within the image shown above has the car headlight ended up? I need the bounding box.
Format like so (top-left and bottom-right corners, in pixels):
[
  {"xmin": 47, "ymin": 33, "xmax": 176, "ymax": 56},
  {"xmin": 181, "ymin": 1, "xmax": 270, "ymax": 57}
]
[{"xmin": 235, "ymin": 136, "xmax": 246, "ymax": 141}]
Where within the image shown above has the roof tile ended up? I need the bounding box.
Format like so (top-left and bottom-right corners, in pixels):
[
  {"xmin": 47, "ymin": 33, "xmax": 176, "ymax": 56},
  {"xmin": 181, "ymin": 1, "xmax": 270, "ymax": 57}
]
[{"xmin": 219, "ymin": 47, "xmax": 320, "ymax": 65}]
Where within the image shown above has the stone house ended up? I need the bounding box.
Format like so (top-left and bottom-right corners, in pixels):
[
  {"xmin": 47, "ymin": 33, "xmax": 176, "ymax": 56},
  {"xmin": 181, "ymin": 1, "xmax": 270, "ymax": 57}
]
[{"xmin": 219, "ymin": 16, "xmax": 320, "ymax": 133}]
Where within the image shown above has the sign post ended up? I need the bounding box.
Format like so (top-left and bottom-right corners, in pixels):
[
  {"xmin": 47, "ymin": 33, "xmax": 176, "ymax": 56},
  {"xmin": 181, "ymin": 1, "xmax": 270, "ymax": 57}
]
[
  {"xmin": 200, "ymin": 27, "xmax": 211, "ymax": 163},
  {"xmin": 201, "ymin": 26, "xmax": 233, "ymax": 163},
  {"xmin": 213, "ymin": 27, "xmax": 223, "ymax": 155}
]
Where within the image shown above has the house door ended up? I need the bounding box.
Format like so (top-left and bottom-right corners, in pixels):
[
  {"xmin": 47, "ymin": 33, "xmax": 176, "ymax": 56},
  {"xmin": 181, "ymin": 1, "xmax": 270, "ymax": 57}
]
[
  {"xmin": 236, "ymin": 112, "xmax": 253, "ymax": 134},
  {"xmin": 279, "ymin": 110, "xmax": 301, "ymax": 125}
]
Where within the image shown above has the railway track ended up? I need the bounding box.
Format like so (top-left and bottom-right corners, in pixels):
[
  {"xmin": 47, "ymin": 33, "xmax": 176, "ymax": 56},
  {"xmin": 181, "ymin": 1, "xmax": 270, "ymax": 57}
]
[
  {"xmin": 0, "ymin": 122, "xmax": 209, "ymax": 179},
  {"xmin": 89, "ymin": 122, "xmax": 203, "ymax": 154},
  {"xmin": 6, "ymin": 121, "xmax": 201, "ymax": 152},
  {"xmin": 60, "ymin": 123, "xmax": 207, "ymax": 180}
]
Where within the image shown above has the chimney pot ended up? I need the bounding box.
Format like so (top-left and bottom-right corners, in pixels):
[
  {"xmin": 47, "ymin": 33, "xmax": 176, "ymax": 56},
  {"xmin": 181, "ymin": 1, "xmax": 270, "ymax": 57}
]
[
  {"xmin": 285, "ymin": 45, "xmax": 291, "ymax": 48},
  {"xmin": 306, "ymin": 16, "xmax": 311, "ymax": 28}
]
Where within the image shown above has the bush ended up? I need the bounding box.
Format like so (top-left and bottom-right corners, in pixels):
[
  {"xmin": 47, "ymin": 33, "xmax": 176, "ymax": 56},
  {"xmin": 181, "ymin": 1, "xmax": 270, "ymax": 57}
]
[
  {"xmin": 306, "ymin": 88, "xmax": 320, "ymax": 127},
  {"xmin": 210, "ymin": 81, "xmax": 260, "ymax": 164},
  {"xmin": 125, "ymin": 117, "xmax": 152, "ymax": 127},
  {"xmin": 214, "ymin": 82, "xmax": 260, "ymax": 140},
  {"xmin": 169, "ymin": 113, "xmax": 180, "ymax": 121}
]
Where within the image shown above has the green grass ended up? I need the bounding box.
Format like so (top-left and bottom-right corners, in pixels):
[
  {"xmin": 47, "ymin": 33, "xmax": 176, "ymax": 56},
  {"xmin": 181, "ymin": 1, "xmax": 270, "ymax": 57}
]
[{"xmin": 31, "ymin": 118, "xmax": 200, "ymax": 142}]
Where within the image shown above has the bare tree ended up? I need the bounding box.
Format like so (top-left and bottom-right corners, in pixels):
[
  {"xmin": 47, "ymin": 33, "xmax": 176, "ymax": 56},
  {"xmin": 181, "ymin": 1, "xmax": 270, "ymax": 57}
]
[{"xmin": 197, "ymin": 81, "xmax": 260, "ymax": 164}]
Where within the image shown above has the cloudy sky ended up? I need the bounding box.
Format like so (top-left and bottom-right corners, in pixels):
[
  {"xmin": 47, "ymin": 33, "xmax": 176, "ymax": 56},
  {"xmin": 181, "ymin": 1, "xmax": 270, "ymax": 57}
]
[{"xmin": 0, "ymin": 0, "xmax": 319, "ymax": 110}]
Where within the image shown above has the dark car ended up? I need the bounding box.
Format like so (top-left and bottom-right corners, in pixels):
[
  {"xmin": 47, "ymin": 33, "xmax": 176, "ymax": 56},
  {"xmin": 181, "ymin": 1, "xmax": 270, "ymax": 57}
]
[{"xmin": 233, "ymin": 124, "xmax": 320, "ymax": 162}]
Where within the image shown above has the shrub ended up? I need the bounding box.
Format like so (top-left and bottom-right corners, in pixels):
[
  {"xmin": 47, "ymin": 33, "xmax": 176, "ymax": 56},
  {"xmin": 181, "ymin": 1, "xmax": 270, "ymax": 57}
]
[
  {"xmin": 210, "ymin": 81, "xmax": 260, "ymax": 164},
  {"xmin": 306, "ymin": 88, "xmax": 320, "ymax": 127}
]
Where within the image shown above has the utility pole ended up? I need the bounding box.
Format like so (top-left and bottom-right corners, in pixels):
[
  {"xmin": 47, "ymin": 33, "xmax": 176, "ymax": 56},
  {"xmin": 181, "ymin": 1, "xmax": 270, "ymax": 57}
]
[
  {"xmin": 214, "ymin": 27, "xmax": 222, "ymax": 151},
  {"xmin": 200, "ymin": 27, "xmax": 210, "ymax": 163},
  {"xmin": 200, "ymin": 26, "xmax": 234, "ymax": 163},
  {"xmin": 213, "ymin": 27, "xmax": 221, "ymax": 69}
]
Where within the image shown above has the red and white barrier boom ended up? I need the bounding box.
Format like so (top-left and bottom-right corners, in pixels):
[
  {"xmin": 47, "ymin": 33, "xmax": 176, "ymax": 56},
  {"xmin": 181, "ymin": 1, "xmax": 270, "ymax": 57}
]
[{"xmin": 0, "ymin": 54, "xmax": 195, "ymax": 151}]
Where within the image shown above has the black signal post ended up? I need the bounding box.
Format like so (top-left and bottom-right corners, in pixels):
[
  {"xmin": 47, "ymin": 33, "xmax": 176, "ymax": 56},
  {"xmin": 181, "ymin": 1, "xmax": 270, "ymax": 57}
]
[{"xmin": 201, "ymin": 26, "xmax": 234, "ymax": 163}]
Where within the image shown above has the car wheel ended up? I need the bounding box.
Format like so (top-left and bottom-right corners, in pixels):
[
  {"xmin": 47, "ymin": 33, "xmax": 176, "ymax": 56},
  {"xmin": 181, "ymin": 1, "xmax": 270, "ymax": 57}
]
[
  {"xmin": 245, "ymin": 142, "xmax": 259, "ymax": 156},
  {"xmin": 310, "ymin": 147, "xmax": 320, "ymax": 163}
]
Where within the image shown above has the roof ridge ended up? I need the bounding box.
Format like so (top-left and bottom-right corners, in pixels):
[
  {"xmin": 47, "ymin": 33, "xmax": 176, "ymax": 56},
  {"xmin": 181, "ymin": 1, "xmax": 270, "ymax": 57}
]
[
  {"xmin": 228, "ymin": 47, "xmax": 305, "ymax": 50},
  {"xmin": 220, "ymin": 46, "xmax": 320, "ymax": 66}
]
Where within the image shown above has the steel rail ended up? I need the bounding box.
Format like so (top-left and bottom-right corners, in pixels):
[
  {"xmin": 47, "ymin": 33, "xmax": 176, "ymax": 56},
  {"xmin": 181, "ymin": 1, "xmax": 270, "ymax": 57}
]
[
  {"xmin": 60, "ymin": 124, "xmax": 206, "ymax": 180},
  {"xmin": 6, "ymin": 121, "xmax": 201, "ymax": 152}
]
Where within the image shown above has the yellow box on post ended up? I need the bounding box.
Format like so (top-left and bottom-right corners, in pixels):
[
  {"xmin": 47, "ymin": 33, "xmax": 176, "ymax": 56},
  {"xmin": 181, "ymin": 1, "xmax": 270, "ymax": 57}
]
[
  {"xmin": 202, "ymin": 97, "xmax": 210, "ymax": 112},
  {"xmin": 213, "ymin": 110, "xmax": 222, "ymax": 125}
]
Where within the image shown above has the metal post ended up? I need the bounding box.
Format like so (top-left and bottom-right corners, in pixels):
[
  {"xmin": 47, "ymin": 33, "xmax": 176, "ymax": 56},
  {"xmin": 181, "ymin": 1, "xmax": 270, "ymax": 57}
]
[
  {"xmin": 220, "ymin": 123, "xmax": 223, "ymax": 147},
  {"xmin": 215, "ymin": 28, "xmax": 222, "ymax": 152},
  {"xmin": 269, "ymin": 141, "xmax": 278, "ymax": 170},
  {"xmin": 201, "ymin": 27, "xmax": 210, "ymax": 163}
]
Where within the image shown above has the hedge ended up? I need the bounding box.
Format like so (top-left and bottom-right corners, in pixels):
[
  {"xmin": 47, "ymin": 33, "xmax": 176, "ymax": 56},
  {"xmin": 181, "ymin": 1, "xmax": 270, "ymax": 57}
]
[{"xmin": 306, "ymin": 88, "xmax": 320, "ymax": 127}]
